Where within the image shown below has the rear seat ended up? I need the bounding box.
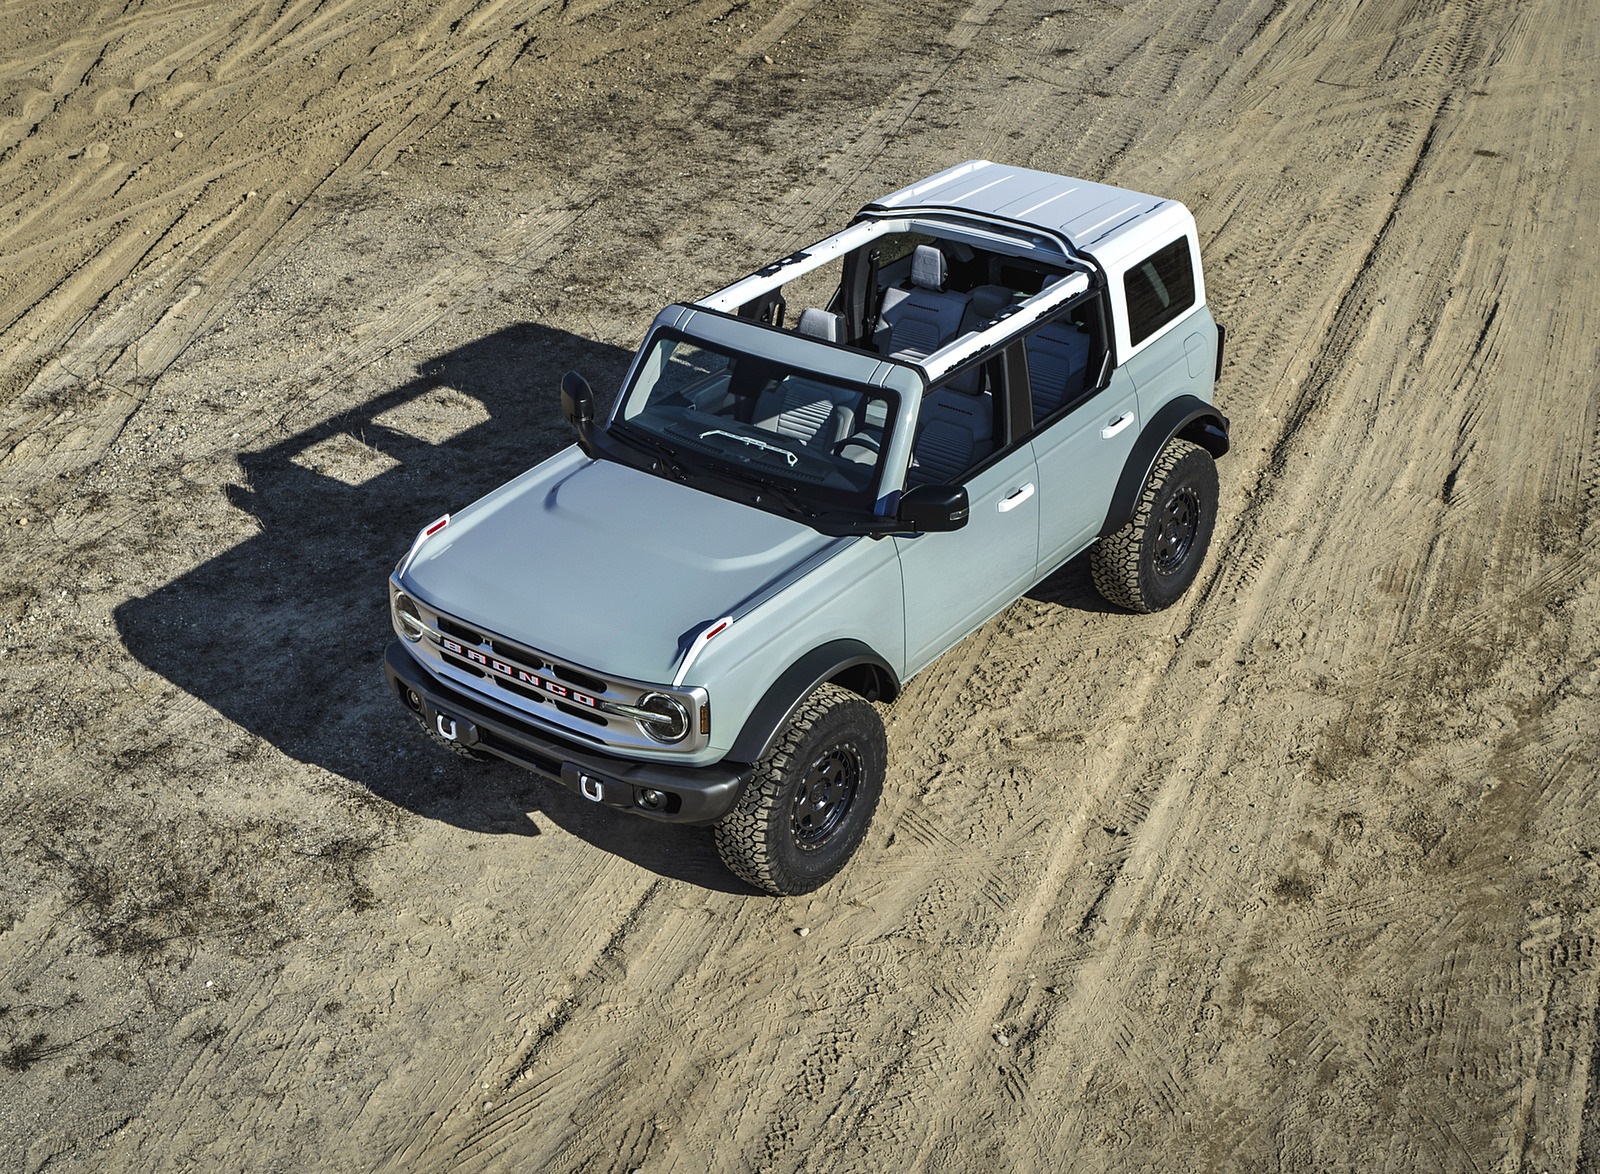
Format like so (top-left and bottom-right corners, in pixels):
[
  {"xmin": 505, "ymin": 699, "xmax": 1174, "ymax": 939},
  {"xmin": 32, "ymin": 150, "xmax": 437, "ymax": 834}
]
[
  {"xmin": 1025, "ymin": 320, "xmax": 1093, "ymax": 422},
  {"xmin": 945, "ymin": 284, "xmax": 1019, "ymax": 394},
  {"xmin": 878, "ymin": 245, "xmax": 971, "ymax": 361},
  {"xmin": 958, "ymin": 284, "xmax": 1020, "ymax": 335}
]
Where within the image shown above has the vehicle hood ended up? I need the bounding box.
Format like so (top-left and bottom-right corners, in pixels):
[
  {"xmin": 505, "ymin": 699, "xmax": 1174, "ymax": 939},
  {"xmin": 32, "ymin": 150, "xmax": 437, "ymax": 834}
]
[{"xmin": 401, "ymin": 450, "xmax": 839, "ymax": 684}]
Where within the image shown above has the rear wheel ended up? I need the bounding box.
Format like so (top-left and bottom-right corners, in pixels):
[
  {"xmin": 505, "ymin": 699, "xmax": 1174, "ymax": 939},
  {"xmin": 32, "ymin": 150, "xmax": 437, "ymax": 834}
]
[
  {"xmin": 715, "ymin": 683, "xmax": 886, "ymax": 896},
  {"xmin": 1091, "ymin": 437, "xmax": 1217, "ymax": 613}
]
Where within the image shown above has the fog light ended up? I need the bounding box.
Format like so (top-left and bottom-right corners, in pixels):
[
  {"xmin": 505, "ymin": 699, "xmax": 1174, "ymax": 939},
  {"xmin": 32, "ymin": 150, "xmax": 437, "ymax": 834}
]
[
  {"xmin": 638, "ymin": 788, "xmax": 666, "ymax": 810},
  {"xmin": 404, "ymin": 688, "xmax": 422, "ymax": 711}
]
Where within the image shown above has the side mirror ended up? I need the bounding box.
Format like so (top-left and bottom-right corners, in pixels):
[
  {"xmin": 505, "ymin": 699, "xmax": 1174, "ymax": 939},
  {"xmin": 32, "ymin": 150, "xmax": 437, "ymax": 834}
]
[
  {"xmin": 561, "ymin": 370, "xmax": 595, "ymax": 427},
  {"xmin": 897, "ymin": 483, "xmax": 969, "ymax": 533},
  {"xmin": 560, "ymin": 371, "xmax": 599, "ymax": 458}
]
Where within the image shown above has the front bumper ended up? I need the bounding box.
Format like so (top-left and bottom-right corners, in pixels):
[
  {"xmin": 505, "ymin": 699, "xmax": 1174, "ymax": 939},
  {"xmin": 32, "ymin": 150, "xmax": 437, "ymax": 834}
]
[{"xmin": 384, "ymin": 641, "xmax": 750, "ymax": 825}]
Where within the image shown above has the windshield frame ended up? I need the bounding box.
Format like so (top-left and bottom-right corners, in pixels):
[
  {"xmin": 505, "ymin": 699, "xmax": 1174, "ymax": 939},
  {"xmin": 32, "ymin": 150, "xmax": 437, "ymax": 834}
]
[{"xmin": 607, "ymin": 323, "xmax": 904, "ymax": 522}]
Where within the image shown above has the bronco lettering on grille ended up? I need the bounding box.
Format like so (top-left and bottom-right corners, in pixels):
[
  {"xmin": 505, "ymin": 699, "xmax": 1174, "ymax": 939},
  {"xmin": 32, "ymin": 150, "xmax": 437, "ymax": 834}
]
[{"xmin": 441, "ymin": 637, "xmax": 599, "ymax": 707}]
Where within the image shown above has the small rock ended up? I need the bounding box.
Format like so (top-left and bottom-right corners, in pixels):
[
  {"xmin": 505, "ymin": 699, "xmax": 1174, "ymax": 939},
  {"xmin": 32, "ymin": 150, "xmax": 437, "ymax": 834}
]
[
  {"xmin": 795, "ymin": 926, "xmax": 809, "ymax": 937},
  {"xmin": 762, "ymin": 54, "xmax": 774, "ymax": 64},
  {"xmin": 173, "ymin": 130, "xmax": 184, "ymax": 139},
  {"xmin": 994, "ymin": 1032, "xmax": 1011, "ymax": 1046}
]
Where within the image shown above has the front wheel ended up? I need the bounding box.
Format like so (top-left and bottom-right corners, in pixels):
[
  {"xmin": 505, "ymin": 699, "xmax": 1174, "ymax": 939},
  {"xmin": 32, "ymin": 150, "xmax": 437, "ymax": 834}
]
[
  {"xmin": 1091, "ymin": 437, "xmax": 1218, "ymax": 613},
  {"xmin": 714, "ymin": 683, "xmax": 886, "ymax": 896}
]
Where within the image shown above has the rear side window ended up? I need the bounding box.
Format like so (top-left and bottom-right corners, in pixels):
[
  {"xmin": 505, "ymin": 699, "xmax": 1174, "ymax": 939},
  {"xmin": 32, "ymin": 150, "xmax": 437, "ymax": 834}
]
[{"xmin": 1123, "ymin": 238, "xmax": 1195, "ymax": 346}]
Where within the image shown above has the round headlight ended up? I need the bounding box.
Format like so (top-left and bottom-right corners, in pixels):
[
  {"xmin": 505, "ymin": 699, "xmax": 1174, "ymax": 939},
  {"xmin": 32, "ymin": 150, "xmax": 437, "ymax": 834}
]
[
  {"xmin": 636, "ymin": 692, "xmax": 690, "ymax": 743},
  {"xmin": 393, "ymin": 592, "xmax": 426, "ymax": 642}
]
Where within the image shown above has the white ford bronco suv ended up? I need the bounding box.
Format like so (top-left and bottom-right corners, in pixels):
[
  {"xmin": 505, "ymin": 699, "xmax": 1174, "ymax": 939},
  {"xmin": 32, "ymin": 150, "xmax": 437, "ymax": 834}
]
[{"xmin": 385, "ymin": 161, "xmax": 1229, "ymax": 894}]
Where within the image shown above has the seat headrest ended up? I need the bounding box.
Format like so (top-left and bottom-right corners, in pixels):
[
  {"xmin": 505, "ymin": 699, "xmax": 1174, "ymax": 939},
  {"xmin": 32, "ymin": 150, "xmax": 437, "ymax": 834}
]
[
  {"xmin": 795, "ymin": 307, "xmax": 843, "ymax": 342},
  {"xmin": 910, "ymin": 245, "xmax": 947, "ymax": 291}
]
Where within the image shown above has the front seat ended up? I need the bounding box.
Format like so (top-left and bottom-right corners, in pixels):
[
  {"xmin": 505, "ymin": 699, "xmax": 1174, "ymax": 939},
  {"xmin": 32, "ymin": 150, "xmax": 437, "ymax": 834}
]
[
  {"xmin": 795, "ymin": 307, "xmax": 844, "ymax": 342},
  {"xmin": 753, "ymin": 375, "xmax": 857, "ymax": 450},
  {"xmin": 907, "ymin": 385, "xmax": 993, "ymax": 485}
]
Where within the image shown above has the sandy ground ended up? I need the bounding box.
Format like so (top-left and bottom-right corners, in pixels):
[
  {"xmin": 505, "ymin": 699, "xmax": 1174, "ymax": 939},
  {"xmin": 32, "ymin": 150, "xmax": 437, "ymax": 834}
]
[{"xmin": 1, "ymin": 0, "xmax": 1597, "ymax": 1169}]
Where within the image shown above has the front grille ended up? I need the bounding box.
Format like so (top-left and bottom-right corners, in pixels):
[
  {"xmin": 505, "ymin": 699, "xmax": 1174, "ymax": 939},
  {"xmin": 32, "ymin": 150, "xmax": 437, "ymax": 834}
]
[
  {"xmin": 551, "ymin": 664, "xmax": 607, "ymax": 694},
  {"xmin": 437, "ymin": 616, "xmax": 487, "ymax": 646},
  {"xmin": 492, "ymin": 673, "xmax": 546, "ymax": 704},
  {"xmin": 556, "ymin": 700, "xmax": 608, "ymax": 725},
  {"xmin": 441, "ymin": 649, "xmax": 487, "ymax": 677},
  {"xmin": 404, "ymin": 592, "xmax": 708, "ymax": 754}
]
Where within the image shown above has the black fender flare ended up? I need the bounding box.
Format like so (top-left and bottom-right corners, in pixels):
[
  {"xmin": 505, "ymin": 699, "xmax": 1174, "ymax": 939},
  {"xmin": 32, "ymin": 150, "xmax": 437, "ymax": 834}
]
[
  {"xmin": 726, "ymin": 639, "xmax": 899, "ymax": 764},
  {"xmin": 1099, "ymin": 395, "xmax": 1230, "ymax": 538}
]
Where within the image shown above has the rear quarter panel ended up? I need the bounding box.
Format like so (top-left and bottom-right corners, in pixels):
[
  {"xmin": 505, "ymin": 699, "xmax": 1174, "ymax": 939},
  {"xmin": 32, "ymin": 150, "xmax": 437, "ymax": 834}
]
[{"xmin": 1122, "ymin": 303, "xmax": 1220, "ymax": 417}]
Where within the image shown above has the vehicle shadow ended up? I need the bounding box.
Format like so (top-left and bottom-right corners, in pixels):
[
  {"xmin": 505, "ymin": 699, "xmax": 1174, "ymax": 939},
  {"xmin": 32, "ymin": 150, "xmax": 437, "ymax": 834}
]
[
  {"xmin": 1025, "ymin": 553, "xmax": 1124, "ymax": 614},
  {"xmin": 114, "ymin": 322, "xmax": 752, "ymax": 894}
]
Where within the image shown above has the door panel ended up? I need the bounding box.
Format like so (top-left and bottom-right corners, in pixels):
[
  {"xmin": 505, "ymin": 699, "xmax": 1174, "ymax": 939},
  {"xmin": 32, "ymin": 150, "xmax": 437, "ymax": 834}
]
[
  {"xmin": 1032, "ymin": 367, "xmax": 1141, "ymax": 574},
  {"xmin": 896, "ymin": 447, "xmax": 1039, "ymax": 674}
]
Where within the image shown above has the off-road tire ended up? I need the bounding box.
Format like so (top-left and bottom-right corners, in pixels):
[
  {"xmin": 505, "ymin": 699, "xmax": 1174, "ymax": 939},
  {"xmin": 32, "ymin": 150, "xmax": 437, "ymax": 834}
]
[
  {"xmin": 1091, "ymin": 437, "xmax": 1217, "ymax": 613},
  {"xmin": 714, "ymin": 683, "xmax": 886, "ymax": 896},
  {"xmin": 411, "ymin": 712, "xmax": 488, "ymax": 761}
]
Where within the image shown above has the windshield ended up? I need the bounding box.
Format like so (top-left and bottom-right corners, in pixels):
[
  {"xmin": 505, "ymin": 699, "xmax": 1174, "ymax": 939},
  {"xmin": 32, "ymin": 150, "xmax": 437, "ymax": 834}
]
[{"xmin": 613, "ymin": 330, "xmax": 897, "ymax": 514}]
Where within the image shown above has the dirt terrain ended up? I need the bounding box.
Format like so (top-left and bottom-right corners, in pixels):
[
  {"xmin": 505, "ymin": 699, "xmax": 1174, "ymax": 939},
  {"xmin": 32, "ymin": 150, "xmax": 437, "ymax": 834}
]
[{"xmin": 1, "ymin": 0, "xmax": 1597, "ymax": 1169}]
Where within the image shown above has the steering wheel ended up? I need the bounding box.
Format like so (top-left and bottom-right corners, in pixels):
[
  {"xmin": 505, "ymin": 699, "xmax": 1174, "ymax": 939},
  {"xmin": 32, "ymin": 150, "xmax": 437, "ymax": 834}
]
[{"xmin": 832, "ymin": 434, "xmax": 881, "ymax": 456}]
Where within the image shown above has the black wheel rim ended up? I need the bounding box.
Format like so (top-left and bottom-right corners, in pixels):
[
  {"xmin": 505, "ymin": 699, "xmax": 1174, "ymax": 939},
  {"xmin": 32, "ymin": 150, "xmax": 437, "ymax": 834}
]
[
  {"xmin": 1153, "ymin": 487, "xmax": 1201, "ymax": 575},
  {"xmin": 790, "ymin": 742, "xmax": 861, "ymax": 850}
]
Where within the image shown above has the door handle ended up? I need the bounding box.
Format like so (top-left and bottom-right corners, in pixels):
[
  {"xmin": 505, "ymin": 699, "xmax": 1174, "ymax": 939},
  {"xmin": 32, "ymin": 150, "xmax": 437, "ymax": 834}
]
[
  {"xmin": 997, "ymin": 483, "xmax": 1035, "ymax": 513},
  {"xmin": 1101, "ymin": 412, "xmax": 1135, "ymax": 439}
]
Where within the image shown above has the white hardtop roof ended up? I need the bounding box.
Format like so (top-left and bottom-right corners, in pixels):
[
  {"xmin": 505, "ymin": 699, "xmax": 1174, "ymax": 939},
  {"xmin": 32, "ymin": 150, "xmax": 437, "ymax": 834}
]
[
  {"xmin": 691, "ymin": 162, "xmax": 1194, "ymax": 383},
  {"xmin": 866, "ymin": 160, "xmax": 1185, "ymax": 273}
]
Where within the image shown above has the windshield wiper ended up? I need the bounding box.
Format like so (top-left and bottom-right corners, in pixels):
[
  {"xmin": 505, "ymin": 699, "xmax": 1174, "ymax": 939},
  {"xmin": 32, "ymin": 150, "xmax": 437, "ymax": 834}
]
[
  {"xmin": 721, "ymin": 467, "xmax": 819, "ymax": 519},
  {"xmin": 614, "ymin": 425, "xmax": 692, "ymax": 482}
]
